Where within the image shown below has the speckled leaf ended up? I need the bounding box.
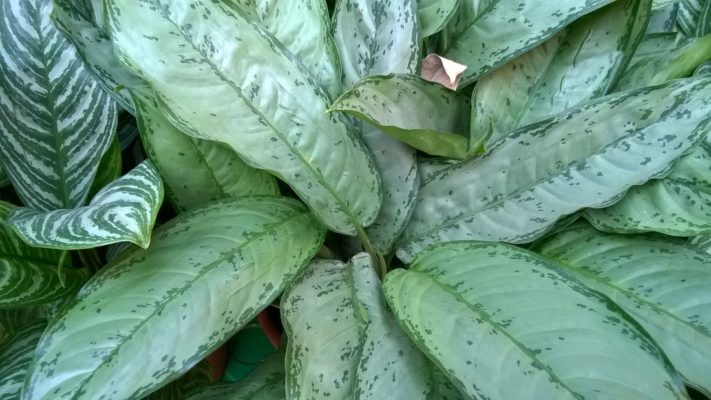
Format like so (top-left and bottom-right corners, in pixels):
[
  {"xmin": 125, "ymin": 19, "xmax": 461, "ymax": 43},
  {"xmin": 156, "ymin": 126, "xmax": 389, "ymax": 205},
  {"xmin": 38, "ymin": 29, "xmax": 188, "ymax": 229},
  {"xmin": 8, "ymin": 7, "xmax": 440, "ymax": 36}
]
[
  {"xmin": 397, "ymin": 77, "xmax": 711, "ymax": 262},
  {"xmin": 134, "ymin": 93, "xmax": 279, "ymax": 213},
  {"xmin": 418, "ymin": 158, "xmax": 459, "ymax": 183},
  {"xmin": 185, "ymin": 351, "xmax": 286, "ymax": 400},
  {"xmin": 145, "ymin": 360, "xmax": 213, "ymax": 400},
  {"xmin": 384, "ymin": 241, "xmax": 687, "ymax": 400},
  {"xmin": 331, "ymin": 75, "xmax": 471, "ymax": 159},
  {"xmin": 417, "ymin": 0, "xmax": 460, "ymax": 38},
  {"xmin": 0, "ymin": 318, "xmax": 46, "ymax": 400},
  {"xmin": 281, "ymin": 253, "xmax": 432, "ymax": 400},
  {"xmin": 689, "ymin": 234, "xmax": 711, "ymax": 252},
  {"xmin": 23, "ymin": 197, "xmax": 325, "ymax": 400},
  {"xmin": 678, "ymin": 0, "xmax": 711, "ymax": 36},
  {"xmin": 535, "ymin": 224, "xmax": 711, "ymax": 396},
  {"xmin": 106, "ymin": 0, "xmax": 381, "ymax": 235},
  {"xmin": 647, "ymin": 1, "xmax": 679, "ymax": 33},
  {"xmin": 438, "ymin": 0, "xmax": 616, "ymax": 85},
  {"xmin": 427, "ymin": 367, "xmax": 467, "ymax": 400},
  {"xmin": 584, "ymin": 140, "xmax": 711, "ymax": 236},
  {"xmin": 0, "ymin": 0, "xmax": 117, "ymax": 211},
  {"xmin": 0, "ymin": 201, "xmax": 88, "ymax": 307},
  {"xmin": 8, "ymin": 160, "xmax": 163, "ymax": 250},
  {"xmin": 471, "ymin": 0, "xmax": 650, "ymax": 146}
]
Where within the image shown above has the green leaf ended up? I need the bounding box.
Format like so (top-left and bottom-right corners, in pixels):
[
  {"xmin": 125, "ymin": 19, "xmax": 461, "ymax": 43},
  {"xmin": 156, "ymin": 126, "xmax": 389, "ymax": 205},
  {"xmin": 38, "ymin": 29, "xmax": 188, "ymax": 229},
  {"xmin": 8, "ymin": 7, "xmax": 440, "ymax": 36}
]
[
  {"xmin": 695, "ymin": 59, "xmax": 711, "ymax": 74},
  {"xmin": 106, "ymin": 0, "xmax": 381, "ymax": 235},
  {"xmin": 584, "ymin": 140, "xmax": 711, "ymax": 236},
  {"xmin": 23, "ymin": 196, "xmax": 326, "ymax": 400},
  {"xmin": 0, "ymin": 201, "xmax": 89, "ymax": 307},
  {"xmin": 0, "ymin": 317, "xmax": 46, "ymax": 400},
  {"xmin": 678, "ymin": 0, "xmax": 711, "ymax": 36},
  {"xmin": 535, "ymin": 224, "xmax": 711, "ymax": 397},
  {"xmin": 383, "ymin": 241, "xmax": 687, "ymax": 400},
  {"xmin": 419, "ymin": 158, "xmax": 459, "ymax": 182},
  {"xmin": 146, "ymin": 360, "xmax": 213, "ymax": 400},
  {"xmin": 471, "ymin": 0, "xmax": 651, "ymax": 146},
  {"xmin": 0, "ymin": 0, "xmax": 118, "ymax": 211},
  {"xmin": 438, "ymin": 0, "xmax": 616, "ymax": 85},
  {"xmin": 281, "ymin": 253, "xmax": 432, "ymax": 399},
  {"xmin": 134, "ymin": 93, "xmax": 279, "ymax": 213},
  {"xmin": 646, "ymin": 1, "xmax": 679, "ymax": 33},
  {"xmin": 8, "ymin": 160, "xmax": 164, "ymax": 250},
  {"xmin": 88, "ymin": 133, "xmax": 122, "ymax": 199},
  {"xmin": 417, "ymin": 0, "xmax": 460, "ymax": 38},
  {"xmin": 427, "ymin": 367, "xmax": 467, "ymax": 400},
  {"xmin": 397, "ymin": 77, "xmax": 711, "ymax": 262},
  {"xmin": 330, "ymin": 74, "xmax": 471, "ymax": 159},
  {"xmin": 185, "ymin": 351, "xmax": 286, "ymax": 400}
]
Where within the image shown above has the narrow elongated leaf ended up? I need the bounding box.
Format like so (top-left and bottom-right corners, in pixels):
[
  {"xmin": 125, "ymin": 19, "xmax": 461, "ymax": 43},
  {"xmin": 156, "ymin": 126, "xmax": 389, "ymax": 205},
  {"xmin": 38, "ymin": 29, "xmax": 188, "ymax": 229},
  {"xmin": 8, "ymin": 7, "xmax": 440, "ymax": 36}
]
[
  {"xmin": 471, "ymin": 0, "xmax": 650, "ymax": 146},
  {"xmin": 23, "ymin": 197, "xmax": 325, "ymax": 400},
  {"xmin": 398, "ymin": 77, "xmax": 711, "ymax": 262},
  {"xmin": 8, "ymin": 160, "xmax": 163, "ymax": 250},
  {"xmin": 647, "ymin": 1, "xmax": 680, "ymax": 33},
  {"xmin": 0, "ymin": 318, "xmax": 46, "ymax": 400},
  {"xmin": 584, "ymin": 141, "xmax": 711, "ymax": 235},
  {"xmin": 417, "ymin": 0, "xmax": 460, "ymax": 38},
  {"xmin": 535, "ymin": 224, "xmax": 711, "ymax": 396},
  {"xmin": 88, "ymin": 133, "xmax": 122, "ymax": 198},
  {"xmin": 0, "ymin": 0, "xmax": 117, "ymax": 211},
  {"xmin": 107, "ymin": 0, "xmax": 381, "ymax": 235},
  {"xmin": 331, "ymin": 74, "xmax": 471, "ymax": 159},
  {"xmin": 384, "ymin": 242, "xmax": 687, "ymax": 400},
  {"xmin": 282, "ymin": 253, "xmax": 432, "ymax": 400},
  {"xmin": 679, "ymin": 0, "xmax": 711, "ymax": 36},
  {"xmin": 438, "ymin": 0, "xmax": 616, "ymax": 85},
  {"xmin": 134, "ymin": 94, "xmax": 279, "ymax": 213}
]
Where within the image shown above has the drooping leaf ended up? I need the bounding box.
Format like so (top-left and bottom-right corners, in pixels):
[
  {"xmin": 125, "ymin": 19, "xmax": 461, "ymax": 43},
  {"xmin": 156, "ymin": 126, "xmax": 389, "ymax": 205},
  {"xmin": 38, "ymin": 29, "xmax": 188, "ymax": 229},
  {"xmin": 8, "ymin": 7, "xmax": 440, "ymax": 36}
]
[
  {"xmin": 0, "ymin": 201, "xmax": 88, "ymax": 307},
  {"xmin": 133, "ymin": 93, "xmax": 279, "ymax": 213},
  {"xmin": 8, "ymin": 160, "xmax": 163, "ymax": 250},
  {"xmin": 0, "ymin": 0, "xmax": 117, "ymax": 211},
  {"xmin": 23, "ymin": 196, "xmax": 326, "ymax": 400},
  {"xmin": 330, "ymin": 74, "xmax": 471, "ymax": 159},
  {"xmin": 646, "ymin": 0, "xmax": 680, "ymax": 33},
  {"xmin": 438, "ymin": 0, "xmax": 616, "ymax": 85},
  {"xmin": 0, "ymin": 318, "xmax": 46, "ymax": 400},
  {"xmin": 281, "ymin": 253, "xmax": 432, "ymax": 399},
  {"xmin": 535, "ymin": 224, "xmax": 711, "ymax": 396},
  {"xmin": 384, "ymin": 241, "xmax": 687, "ymax": 400},
  {"xmin": 88, "ymin": 133, "xmax": 122, "ymax": 199},
  {"xmin": 471, "ymin": 0, "xmax": 651, "ymax": 146},
  {"xmin": 106, "ymin": 0, "xmax": 381, "ymax": 235},
  {"xmin": 678, "ymin": 0, "xmax": 711, "ymax": 36},
  {"xmin": 584, "ymin": 140, "xmax": 711, "ymax": 236},
  {"xmin": 417, "ymin": 0, "xmax": 460, "ymax": 38},
  {"xmin": 397, "ymin": 77, "xmax": 711, "ymax": 262}
]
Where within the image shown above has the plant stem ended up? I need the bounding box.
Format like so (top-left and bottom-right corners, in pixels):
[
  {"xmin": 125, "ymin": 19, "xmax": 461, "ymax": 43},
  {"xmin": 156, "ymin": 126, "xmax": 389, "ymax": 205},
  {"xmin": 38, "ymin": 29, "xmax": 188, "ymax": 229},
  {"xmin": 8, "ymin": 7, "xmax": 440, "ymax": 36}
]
[{"xmin": 355, "ymin": 224, "xmax": 388, "ymax": 280}]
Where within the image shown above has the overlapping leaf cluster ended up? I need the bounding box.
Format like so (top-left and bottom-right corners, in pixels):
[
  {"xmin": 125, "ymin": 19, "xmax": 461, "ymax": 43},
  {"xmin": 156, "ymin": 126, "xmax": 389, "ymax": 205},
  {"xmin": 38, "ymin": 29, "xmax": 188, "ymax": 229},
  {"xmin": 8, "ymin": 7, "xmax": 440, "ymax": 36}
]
[{"xmin": 0, "ymin": 0, "xmax": 710, "ymax": 399}]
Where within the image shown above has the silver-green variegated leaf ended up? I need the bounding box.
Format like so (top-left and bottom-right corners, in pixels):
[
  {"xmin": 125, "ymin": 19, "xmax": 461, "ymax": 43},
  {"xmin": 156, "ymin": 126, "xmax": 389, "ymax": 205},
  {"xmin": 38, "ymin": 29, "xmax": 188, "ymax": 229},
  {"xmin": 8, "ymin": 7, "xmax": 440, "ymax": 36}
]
[
  {"xmin": 419, "ymin": 158, "xmax": 459, "ymax": 183},
  {"xmin": 690, "ymin": 234, "xmax": 711, "ymax": 252},
  {"xmin": 397, "ymin": 77, "xmax": 711, "ymax": 262},
  {"xmin": 695, "ymin": 59, "xmax": 711, "ymax": 74},
  {"xmin": 331, "ymin": 74, "xmax": 471, "ymax": 159},
  {"xmin": 282, "ymin": 253, "xmax": 432, "ymax": 400},
  {"xmin": 134, "ymin": 93, "xmax": 279, "ymax": 213},
  {"xmin": 535, "ymin": 224, "xmax": 711, "ymax": 396},
  {"xmin": 584, "ymin": 140, "xmax": 711, "ymax": 235},
  {"xmin": 471, "ymin": 0, "xmax": 650, "ymax": 146},
  {"xmin": 0, "ymin": 201, "xmax": 89, "ymax": 307},
  {"xmin": 647, "ymin": 0, "xmax": 679, "ymax": 33},
  {"xmin": 438, "ymin": 0, "xmax": 616, "ymax": 85},
  {"xmin": 106, "ymin": 0, "xmax": 381, "ymax": 235},
  {"xmin": 0, "ymin": 0, "xmax": 117, "ymax": 211},
  {"xmin": 0, "ymin": 318, "xmax": 46, "ymax": 400},
  {"xmin": 185, "ymin": 351, "xmax": 286, "ymax": 400},
  {"xmin": 23, "ymin": 197, "xmax": 326, "ymax": 400},
  {"xmin": 384, "ymin": 241, "xmax": 687, "ymax": 400},
  {"xmin": 417, "ymin": 0, "xmax": 460, "ymax": 38},
  {"xmin": 8, "ymin": 160, "xmax": 163, "ymax": 250},
  {"xmin": 427, "ymin": 367, "xmax": 467, "ymax": 400},
  {"xmin": 678, "ymin": 0, "xmax": 711, "ymax": 36},
  {"xmin": 145, "ymin": 360, "xmax": 213, "ymax": 400}
]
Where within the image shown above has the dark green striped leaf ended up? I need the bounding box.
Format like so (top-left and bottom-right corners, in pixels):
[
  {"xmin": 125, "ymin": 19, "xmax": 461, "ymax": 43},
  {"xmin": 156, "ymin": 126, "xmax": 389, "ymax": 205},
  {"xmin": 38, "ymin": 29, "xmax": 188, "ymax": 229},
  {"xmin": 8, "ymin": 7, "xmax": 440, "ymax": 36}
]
[
  {"xmin": 0, "ymin": 318, "xmax": 46, "ymax": 400},
  {"xmin": 647, "ymin": 1, "xmax": 679, "ymax": 33},
  {"xmin": 417, "ymin": 0, "xmax": 460, "ymax": 38},
  {"xmin": 106, "ymin": 0, "xmax": 381, "ymax": 235},
  {"xmin": 678, "ymin": 0, "xmax": 711, "ymax": 36},
  {"xmin": 8, "ymin": 160, "xmax": 164, "ymax": 250},
  {"xmin": 0, "ymin": 0, "xmax": 118, "ymax": 211},
  {"xmin": 397, "ymin": 77, "xmax": 711, "ymax": 262},
  {"xmin": 384, "ymin": 241, "xmax": 687, "ymax": 400},
  {"xmin": 281, "ymin": 253, "xmax": 432, "ymax": 399},
  {"xmin": 23, "ymin": 197, "xmax": 326, "ymax": 400},
  {"xmin": 535, "ymin": 224, "xmax": 711, "ymax": 396}
]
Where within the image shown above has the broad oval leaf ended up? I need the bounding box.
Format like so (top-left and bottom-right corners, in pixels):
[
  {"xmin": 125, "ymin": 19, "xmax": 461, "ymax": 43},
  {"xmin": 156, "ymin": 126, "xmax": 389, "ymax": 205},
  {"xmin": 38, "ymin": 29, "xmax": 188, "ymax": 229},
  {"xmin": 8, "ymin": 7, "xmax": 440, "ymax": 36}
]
[
  {"xmin": 535, "ymin": 224, "xmax": 711, "ymax": 396},
  {"xmin": 281, "ymin": 253, "xmax": 432, "ymax": 400},
  {"xmin": 134, "ymin": 93, "xmax": 279, "ymax": 213},
  {"xmin": 0, "ymin": 0, "xmax": 117, "ymax": 211},
  {"xmin": 439, "ymin": 0, "xmax": 616, "ymax": 85},
  {"xmin": 23, "ymin": 196, "xmax": 326, "ymax": 400},
  {"xmin": 106, "ymin": 0, "xmax": 381, "ymax": 235},
  {"xmin": 8, "ymin": 160, "xmax": 164, "ymax": 250},
  {"xmin": 384, "ymin": 241, "xmax": 687, "ymax": 400},
  {"xmin": 0, "ymin": 317, "xmax": 46, "ymax": 400},
  {"xmin": 584, "ymin": 140, "xmax": 711, "ymax": 236},
  {"xmin": 417, "ymin": 0, "xmax": 460, "ymax": 38},
  {"xmin": 471, "ymin": 0, "xmax": 650, "ymax": 146},
  {"xmin": 397, "ymin": 77, "xmax": 711, "ymax": 262}
]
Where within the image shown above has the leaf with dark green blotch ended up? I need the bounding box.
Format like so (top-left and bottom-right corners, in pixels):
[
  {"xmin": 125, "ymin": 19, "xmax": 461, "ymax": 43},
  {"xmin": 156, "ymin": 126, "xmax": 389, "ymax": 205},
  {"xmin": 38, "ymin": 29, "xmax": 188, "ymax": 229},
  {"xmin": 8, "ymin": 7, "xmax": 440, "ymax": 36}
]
[
  {"xmin": 417, "ymin": 0, "xmax": 461, "ymax": 38},
  {"xmin": 535, "ymin": 224, "xmax": 711, "ymax": 396},
  {"xmin": 384, "ymin": 241, "xmax": 687, "ymax": 400},
  {"xmin": 0, "ymin": 317, "xmax": 46, "ymax": 400},
  {"xmin": 398, "ymin": 77, "xmax": 711, "ymax": 262},
  {"xmin": 23, "ymin": 197, "xmax": 326, "ymax": 400}
]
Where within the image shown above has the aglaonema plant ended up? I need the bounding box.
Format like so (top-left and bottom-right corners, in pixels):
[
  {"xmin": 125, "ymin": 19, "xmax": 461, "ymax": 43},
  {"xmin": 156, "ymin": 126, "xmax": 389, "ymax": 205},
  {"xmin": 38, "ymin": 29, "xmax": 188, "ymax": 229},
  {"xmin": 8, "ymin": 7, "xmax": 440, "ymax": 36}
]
[{"xmin": 0, "ymin": 0, "xmax": 710, "ymax": 399}]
